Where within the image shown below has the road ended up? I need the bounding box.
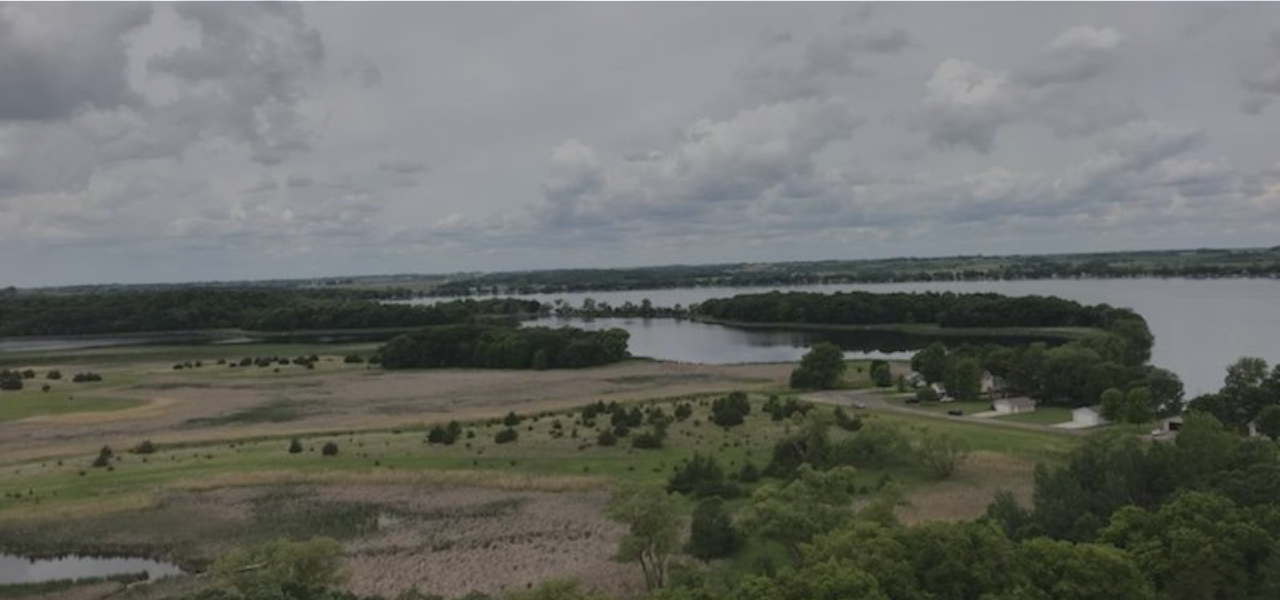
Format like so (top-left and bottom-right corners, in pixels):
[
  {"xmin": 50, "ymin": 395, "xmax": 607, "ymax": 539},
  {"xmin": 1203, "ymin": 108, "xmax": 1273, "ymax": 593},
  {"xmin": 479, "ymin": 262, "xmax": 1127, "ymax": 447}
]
[{"xmin": 801, "ymin": 389, "xmax": 1090, "ymax": 437}]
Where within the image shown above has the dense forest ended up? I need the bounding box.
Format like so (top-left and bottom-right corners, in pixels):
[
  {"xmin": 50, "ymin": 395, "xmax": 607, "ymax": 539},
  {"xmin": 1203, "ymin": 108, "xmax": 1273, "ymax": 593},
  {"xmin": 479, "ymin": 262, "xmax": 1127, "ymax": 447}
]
[
  {"xmin": 426, "ymin": 247, "xmax": 1280, "ymax": 296},
  {"xmin": 0, "ymin": 289, "xmax": 540, "ymax": 336},
  {"xmin": 695, "ymin": 291, "xmax": 1153, "ymax": 364},
  {"xmin": 377, "ymin": 325, "xmax": 630, "ymax": 370}
]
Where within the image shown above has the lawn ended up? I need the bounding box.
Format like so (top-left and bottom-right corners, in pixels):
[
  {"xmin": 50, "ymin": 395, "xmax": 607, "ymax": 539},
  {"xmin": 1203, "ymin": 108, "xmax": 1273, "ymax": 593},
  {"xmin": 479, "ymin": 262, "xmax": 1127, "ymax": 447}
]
[
  {"xmin": 0, "ymin": 383, "xmax": 145, "ymax": 422},
  {"xmin": 996, "ymin": 406, "xmax": 1073, "ymax": 426}
]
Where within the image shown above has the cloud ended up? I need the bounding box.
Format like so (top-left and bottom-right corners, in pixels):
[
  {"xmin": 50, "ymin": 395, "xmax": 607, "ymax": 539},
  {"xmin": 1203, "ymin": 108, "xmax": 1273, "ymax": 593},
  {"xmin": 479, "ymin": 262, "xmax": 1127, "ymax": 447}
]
[
  {"xmin": 741, "ymin": 23, "xmax": 910, "ymax": 99},
  {"xmin": 1241, "ymin": 31, "xmax": 1280, "ymax": 114},
  {"xmin": 0, "ymin": 4, "xmax": 152, "ymax": 121},
  {"xmin": 534, "ymin": 98, "xmax": 861, "ymax": 230},
  {"xmin": 920, "ymin": 26, "xmax": 1135, "ymax": 152}
]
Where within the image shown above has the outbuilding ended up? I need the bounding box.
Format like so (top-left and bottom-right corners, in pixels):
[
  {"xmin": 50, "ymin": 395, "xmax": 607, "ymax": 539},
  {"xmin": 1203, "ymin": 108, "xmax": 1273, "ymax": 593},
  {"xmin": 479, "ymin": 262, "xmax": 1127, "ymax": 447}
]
[
  {"xmin": 993, "ymin": 397, "xmax": 1037, "ymax": 415},
  {"xmin": 1071, "ymin": 405, "xmax": 1108, "ymax": 428}
]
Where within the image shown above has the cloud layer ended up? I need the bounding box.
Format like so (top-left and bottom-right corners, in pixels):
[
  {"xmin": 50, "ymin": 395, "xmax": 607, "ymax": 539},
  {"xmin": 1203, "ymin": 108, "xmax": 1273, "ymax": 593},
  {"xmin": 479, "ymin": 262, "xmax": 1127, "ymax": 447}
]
[{"xmin": 0, "ymin": 3, "xmax": 1278, "ymax": 286}]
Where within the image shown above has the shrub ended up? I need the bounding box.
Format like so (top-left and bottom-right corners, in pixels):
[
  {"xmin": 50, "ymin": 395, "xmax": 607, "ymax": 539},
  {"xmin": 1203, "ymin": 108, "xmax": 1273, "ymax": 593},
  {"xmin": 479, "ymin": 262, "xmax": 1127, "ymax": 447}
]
[
  {"xmin": 46, "ymin": 370, "xmax": 62, "ymax": 380},
  {"xmin": 321, "ymin": 441, "xmax": 339, "ymax": 457},
  {"xmin": 833, "ymin": 407, "xmax": 863, "ymax": 432},
  {"xmin": 738, "ymin": 462, "xmax": 761, "ymax": 483},
  {"xmin": 597, "ymin": 429, "xmax": 618, "ymax": 447},
  {"xmin": 632, "ymin": 427, "xmax": 666, "ymax": 450},
  {"xmin": 72, "ymin": 372, "xmax": 103, "ymax": 383},
  {"xmin": 916, "ymin": 386, "xmax": 941, "ymax": 403},
  {"xmin": 711, "ymin": 392, "xmax": 751, "ymax": 427},
  {"xmin": 503, "ymin": 411, "xmax": 523, "ymax": 427},
  {"xmin": 0, "ymin": 370, "xmax": 22, "ymax": 391},
  {"xmin": 92, "ymin": 446, "xmax": 114, "ymax": 468},
  {"xmin": 343, "ymin": 354, "xmax": 364, "ymax": 364},
  {"xmin": 132, "ymin": 440, "xmax": 157, "ymax": 455},
  {"xmin": 870, "ymin": 360, "xmax": 893, "ymax": 387},
  {"xmin": 495, "ymin": 428, "xmax": 519, "ymax": 444},
  {"xmin": 668, "ymin": 454, "xmax": 737, "ymax": 498},
  {"xmin": 674, "ymin": 403, "xmax": 693, "ymax": 421},
  {"xmin": 288, "ymin": 438, "xmax": 304, "ymax": 454}
]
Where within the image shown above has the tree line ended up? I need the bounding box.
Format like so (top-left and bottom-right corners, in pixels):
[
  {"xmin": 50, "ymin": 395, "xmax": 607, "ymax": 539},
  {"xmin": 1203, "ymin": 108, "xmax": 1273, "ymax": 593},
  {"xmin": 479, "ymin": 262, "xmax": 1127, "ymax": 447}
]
[
  {"xmin": 377, "ymin": 325, "xmax": 629, "ymax": 370},
  {"xmin": 0, "ymin": 288, "xmax": 540, "ymax": 336}
]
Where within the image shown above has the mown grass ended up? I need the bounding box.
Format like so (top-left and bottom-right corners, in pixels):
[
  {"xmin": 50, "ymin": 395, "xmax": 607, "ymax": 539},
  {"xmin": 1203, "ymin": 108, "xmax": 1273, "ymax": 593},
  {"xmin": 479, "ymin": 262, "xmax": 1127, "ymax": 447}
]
[
  {"xmin": 0, "ymin": 387, "xmax": 144, "ymax": 422},
  {"xmin": 996, "ymin": 406, "xmax": 1073, "ymax": 425}
]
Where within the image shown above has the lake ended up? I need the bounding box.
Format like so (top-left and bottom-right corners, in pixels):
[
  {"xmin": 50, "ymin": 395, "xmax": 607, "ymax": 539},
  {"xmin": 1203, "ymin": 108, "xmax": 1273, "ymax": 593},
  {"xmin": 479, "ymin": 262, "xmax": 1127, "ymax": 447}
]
[
  {"xmin": 433, "ymin": 278, "xmax": 1280, "ymax": 396},
  {"xmin": 0, "ymin": 553, "xmax": 181, "ymax": 584}
]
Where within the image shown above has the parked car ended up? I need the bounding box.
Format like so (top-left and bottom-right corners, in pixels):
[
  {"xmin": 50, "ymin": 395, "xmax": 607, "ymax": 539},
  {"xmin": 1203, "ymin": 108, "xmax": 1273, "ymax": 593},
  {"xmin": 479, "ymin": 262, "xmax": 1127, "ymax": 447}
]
[{"xmin": 947, "ymin": 409, "xmax": 964, "ymax": 416}]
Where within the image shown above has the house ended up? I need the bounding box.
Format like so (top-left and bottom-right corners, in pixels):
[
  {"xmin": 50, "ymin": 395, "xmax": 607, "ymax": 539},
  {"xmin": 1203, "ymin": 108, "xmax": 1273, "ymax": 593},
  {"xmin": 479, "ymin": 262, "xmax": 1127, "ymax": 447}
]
[
  {"xmin": 980, "ymin": 372, "xmax": 999, "ymax": 395},
  {"xmin": 906, "ymin": 372, "xmax": 927, "ymax": 388},
  {"xmin": 1071, "ymin": 405, "xmax": 1108, "ymax": 428},
  {"xmin": 930, "ymin": 382, "xmax": 954, "ymax": 402},
  {"xmin": 992, "ymin": 397, "xmax": 1037, "ymax": 415}
]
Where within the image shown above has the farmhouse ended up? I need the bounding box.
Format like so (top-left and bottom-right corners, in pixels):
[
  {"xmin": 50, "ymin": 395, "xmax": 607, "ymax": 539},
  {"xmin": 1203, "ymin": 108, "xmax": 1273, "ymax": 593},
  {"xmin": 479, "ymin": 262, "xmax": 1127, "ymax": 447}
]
[{"xmin": 992, "ymin": 397, "xmax": 1036, "ymax": 415}]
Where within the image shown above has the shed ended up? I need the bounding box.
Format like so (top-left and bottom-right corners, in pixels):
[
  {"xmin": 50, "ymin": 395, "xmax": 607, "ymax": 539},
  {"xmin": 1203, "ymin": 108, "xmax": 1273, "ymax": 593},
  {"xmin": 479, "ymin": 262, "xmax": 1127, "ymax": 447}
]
[
  {"xmin": 1071, "ymin": 405, "xmax": 1108, "ymax": 428},
  {"xmin": 993, "ymin": 397, "xmax": 1037, "ymax": 415}
]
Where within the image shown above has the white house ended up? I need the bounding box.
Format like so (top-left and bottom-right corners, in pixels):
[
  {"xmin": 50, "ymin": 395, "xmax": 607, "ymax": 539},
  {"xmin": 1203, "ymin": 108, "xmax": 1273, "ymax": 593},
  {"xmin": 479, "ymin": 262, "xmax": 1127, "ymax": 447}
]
[
  {"xmin": 1071, "ymin": 406, "xmax": 1108, "ymax": 428},
  {"xmin": 993, "ymin": 397, "xmax": 1037, "ymax": 415},
  {"xmin": 906, "ymin": 372, "xmax": 927, "ymax": 388},
  {"xmin": 980, "ymin": 372, "xmax": 1001, "ymax": 395}
]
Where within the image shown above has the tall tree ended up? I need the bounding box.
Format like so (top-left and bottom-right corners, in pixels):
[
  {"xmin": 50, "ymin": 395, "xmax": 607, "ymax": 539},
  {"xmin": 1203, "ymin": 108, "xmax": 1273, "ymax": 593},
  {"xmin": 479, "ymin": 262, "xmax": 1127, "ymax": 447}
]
[{"xmin": 607, "ymin": 485, "xmax": 684, "ymax": 591}]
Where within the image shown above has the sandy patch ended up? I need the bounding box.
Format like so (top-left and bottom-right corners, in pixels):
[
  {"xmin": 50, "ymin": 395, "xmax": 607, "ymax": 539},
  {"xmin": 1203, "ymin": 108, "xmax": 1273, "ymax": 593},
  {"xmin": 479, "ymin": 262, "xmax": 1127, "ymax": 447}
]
[{"xmin": 895, "ymin": 451, "xmax": 1035, "ymax": 524}]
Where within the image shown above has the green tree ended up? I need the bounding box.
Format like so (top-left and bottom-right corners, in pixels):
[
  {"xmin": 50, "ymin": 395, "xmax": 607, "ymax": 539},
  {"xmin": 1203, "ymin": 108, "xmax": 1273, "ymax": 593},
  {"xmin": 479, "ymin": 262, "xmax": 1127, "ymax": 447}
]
[
  {"xmin": 688, "ymin": 497, "xmax": 740, "ymax": 560},
  {"xmin": 1002, "ymin": 538, "xmax": 1155, "ymax": 600},
  {"xmin": 1099, "ymin": 387, "xmax": 1126, "ymax": 422},
  {"xmin": 210, "ymin": 537, "xmax": 348, "ymax": 600},
  {"xmin": 944, "ymin": 356, "xmax": 983, "ymax": 401},
  {"xmin": 1256, "ymin": 405, "xmax": 1280, "ymax": 440},
  {"xmin": 790, "ymin": 343, "xmax": 846, "ymax": 390},
  {"xmin": 869, "ymin": 360, "xmax": 893, "ymax": 387},
  {"xmin": 911, "ymin": 342, "xmax": 949, "ymax": 384},
  {"xmin": 607, "ymin": 485, "xmax": 684, "ymax": 591},
  {"xmin": 740, "ymin": 465, "xmax": 858, "ymax": 556}
]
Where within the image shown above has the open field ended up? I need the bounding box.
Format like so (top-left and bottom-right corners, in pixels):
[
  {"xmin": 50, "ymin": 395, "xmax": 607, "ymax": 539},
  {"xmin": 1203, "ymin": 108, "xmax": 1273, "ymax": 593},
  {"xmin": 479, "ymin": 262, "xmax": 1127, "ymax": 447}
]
[{"xmin": 0, "ymin": 343, "xmax": 1077, "ymax": 599}]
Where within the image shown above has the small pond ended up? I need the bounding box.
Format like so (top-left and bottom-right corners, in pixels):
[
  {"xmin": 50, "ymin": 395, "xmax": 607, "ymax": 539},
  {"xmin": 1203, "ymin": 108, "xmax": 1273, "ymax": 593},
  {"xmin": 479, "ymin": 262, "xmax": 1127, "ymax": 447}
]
[{"xmin": 0, "ymin": 553, "xmax": 181, "ymax": 585}]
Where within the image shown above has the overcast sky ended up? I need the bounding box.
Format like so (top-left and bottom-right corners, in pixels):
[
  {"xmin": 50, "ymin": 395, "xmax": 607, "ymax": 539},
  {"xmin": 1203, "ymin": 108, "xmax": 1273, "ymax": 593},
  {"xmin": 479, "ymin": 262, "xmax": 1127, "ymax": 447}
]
[{"xmin": 2, "ymin": 2, "xmax": 1279, "ymax": 287}]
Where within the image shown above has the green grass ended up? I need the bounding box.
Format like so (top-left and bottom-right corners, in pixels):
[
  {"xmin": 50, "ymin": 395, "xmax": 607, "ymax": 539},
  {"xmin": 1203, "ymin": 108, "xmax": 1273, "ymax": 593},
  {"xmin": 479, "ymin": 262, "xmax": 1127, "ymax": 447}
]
[
  {"xmin": 0, "ymin": 392, "xmax": 1077, "ymax": 516},
  {"xmin": 996, "ymin": 407, "xmax": 1073, "ymax": 425},
  {"xmin": 180, "ymin": 399, "xmax": 323, "ymax": 428},
  {"xmin": 0, "ymin": 388, "xmax": 143, "ymax": 422}
]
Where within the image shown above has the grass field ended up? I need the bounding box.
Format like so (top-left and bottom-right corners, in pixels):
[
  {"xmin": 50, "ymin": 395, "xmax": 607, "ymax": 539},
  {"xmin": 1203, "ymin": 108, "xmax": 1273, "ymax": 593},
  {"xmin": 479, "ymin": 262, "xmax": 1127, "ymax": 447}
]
[{"xmin": 996, "ymin": 406, "xmax": 1073, "ymax": 425}]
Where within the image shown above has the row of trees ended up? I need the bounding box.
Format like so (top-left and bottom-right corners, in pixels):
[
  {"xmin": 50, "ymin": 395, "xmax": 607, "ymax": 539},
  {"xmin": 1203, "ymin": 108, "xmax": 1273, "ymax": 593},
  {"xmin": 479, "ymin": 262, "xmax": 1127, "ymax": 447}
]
[
  {"xmin": 695, "ymin": 291, "xmax": 1154, "ymax": 365},
  {"xmin": 0, "ymin": 288, "xmax": 541, "ymax": 336},
  {"xmin": 378, "ymin": 325, "xmax": 629, "ymax": 370},
  {"xmin": 910, "ymin": 339, "xmax": 1183, "ymax": 410}
]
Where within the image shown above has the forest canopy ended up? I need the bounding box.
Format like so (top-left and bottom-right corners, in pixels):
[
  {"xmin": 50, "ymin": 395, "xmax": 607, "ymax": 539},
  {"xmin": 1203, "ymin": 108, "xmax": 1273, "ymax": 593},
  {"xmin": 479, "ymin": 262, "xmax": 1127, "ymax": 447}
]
[{"xmin": 378, "ymin": 324, "xmax": 629, "ymax": 370}]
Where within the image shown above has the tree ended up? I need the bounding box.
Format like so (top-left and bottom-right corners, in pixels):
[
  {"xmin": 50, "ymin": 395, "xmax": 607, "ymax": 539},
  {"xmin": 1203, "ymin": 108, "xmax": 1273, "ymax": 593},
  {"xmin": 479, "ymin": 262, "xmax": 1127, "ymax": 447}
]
[
  {"xmin": 791, "ymin": 343, "xmax": 846, "ymax": 390},
  {"xmin": 503, "ymin": 411, "xmax": 523, "ymax": 427},
  {"xmin": 1100, "ymin": 388, "xmax": 1127, "ymax": 422},
  {"xmin": 688, "ymin": 497, "xmax": 739, "ymax": 560},
  {"xmin": 596, "ymin": 429, "xmax": 618, "ymax": 447},
  {"xmin": 288, "ymin": 438, "xmax": 303, "ymax": 454},
  {"xmin": 917, "ymin": 432, "xmax": 970, "ymax": 479},
  {"xmin": 911, "ymin": 342, "xmax": 949, "ymax": 383},
  {"xmin": 740, "ymin": 465, "xmax": 859, "ymax": 556},
  {"xmin": 92, "ymin": 445, "xmax": 113, "ymax": 468},
  {"xmin": 210, "ymin": 537, "xmax": 348, "ymax": 600},
  {"xmin": 944, "ymin": 357, "xmax": 983, "ymax": 402},
  {"xmin": 321, "ymin": 441, "xmax": 339, "ymax": 456},
  {"xmin": 667, "ymin": 454, "xmax": 734, "ymax": 498},
  {"xmin": 1006, "ymin": 538, "xmax": 1155, "ymax": 600},
  {"xmin": 1255, "ymin": 405, "xmax": 1280, "ymax": 440},
  {"xmin": 607, "ymin": 485, "xmax": 684, "ymax": 591},
  {"xmin": 869, "ymin": 360, "xmax": 893, "ymax": 387}
]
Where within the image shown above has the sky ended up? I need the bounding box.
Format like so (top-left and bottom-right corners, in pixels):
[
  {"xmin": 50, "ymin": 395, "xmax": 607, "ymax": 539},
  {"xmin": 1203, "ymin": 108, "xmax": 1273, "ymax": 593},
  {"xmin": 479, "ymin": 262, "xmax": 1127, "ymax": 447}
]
[{"xmin": 1, "ymin": 2, "xmax": 1279, "ymax": 287}]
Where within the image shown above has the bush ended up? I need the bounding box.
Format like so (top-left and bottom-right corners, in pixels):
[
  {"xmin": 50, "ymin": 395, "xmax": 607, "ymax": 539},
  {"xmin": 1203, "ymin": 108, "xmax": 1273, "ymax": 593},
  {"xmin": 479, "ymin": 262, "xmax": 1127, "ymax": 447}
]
[
  {"xmin": 0, "ymin": 370, "xmax": 22, "ymax": 391},
  {"xmin": 790, "ymin": 343, "xmax": 846, "ymax": 389},
  {"xmin": 674, "ymin": 403, "xmax": 693, "ymax": 421},
  {"xmin": 917, "ymin": 432, "xmax": 970, "ymax": 479},
  {"xmin": 495, "ymin": 428, "xmax": 519, "ymax": 444},
  {"xmin": 738, "ymin": 462, "xmax": 761, "ymax": 483},
  {"xmin": 46, "ymin": 370, "xmax": 62, "ymax": 380},
  {"xmin": 288, "ymin": 438, "xmax": 304, "ymax": 454},
  {"xmin": 668, "ymin": 454, "xmax": 737, "ymax": 498},
  {"xmin": 834, "ymin": 407, "xmax": 863, "ymax": 432},
  {"xmin": 72, "ymin": 372, "xmax": 103, "ymax": 383},
  {"xmin": 132, "ymin": 440, "xmax": 157, "ymax": 455},
  {"xmin": 597, "ymin": 429, "xmax": 618, "ymax": 447},
  {"xmin": 916, "ymin": 386, "xmax": 941, "ymax": 403},
  {"xmin": 503, "ymin": 411, "xmax": 523, "ymax": 427},
  {"xmin": 344, "ymin": 354, "xmax": 365, "ymax": 364},
  {"xmin": 321, "ymin": 441, "xmax": 339, "ymax": 457},
  {"xmin": 870, "ymin": 360, "xmax": 893, "ymax": 387},
  {"xmin": 92, "ymin": 446, "xmax": 114, "ymax": 468},
  {"xmin": 711, "ymin": 392, "xmax": 751, "ymax": 427},
  {"xmin": 631, "ymin": 427, "xmax": 666, "ymax": 449}
]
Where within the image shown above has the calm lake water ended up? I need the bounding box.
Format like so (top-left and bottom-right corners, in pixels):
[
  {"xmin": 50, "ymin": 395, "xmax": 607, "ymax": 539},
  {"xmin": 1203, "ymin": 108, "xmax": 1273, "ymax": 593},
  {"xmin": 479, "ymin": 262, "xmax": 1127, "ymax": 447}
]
[
  {"xmin": 444, "ymin": 278, "xmax": 1280, "ymax": 396},
  {"xmin": 0, "ymin": 553, "xmax": 181, "ymax": 584}
]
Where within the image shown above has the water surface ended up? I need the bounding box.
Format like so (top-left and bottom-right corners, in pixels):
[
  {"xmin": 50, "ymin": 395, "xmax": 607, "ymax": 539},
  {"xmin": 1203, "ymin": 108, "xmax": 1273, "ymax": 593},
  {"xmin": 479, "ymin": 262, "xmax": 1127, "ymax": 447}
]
[{"xmin": 0, "ymin": 553, "xmax": 181, "ymax": 584}]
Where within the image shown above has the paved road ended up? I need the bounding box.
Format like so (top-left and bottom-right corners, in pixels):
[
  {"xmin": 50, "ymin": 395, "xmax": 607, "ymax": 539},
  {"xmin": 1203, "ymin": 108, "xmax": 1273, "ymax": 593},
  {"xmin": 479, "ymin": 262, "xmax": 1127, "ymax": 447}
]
[{"xmin": 801, "ymin": 389, "xmax": 1090, "ymax": 437}]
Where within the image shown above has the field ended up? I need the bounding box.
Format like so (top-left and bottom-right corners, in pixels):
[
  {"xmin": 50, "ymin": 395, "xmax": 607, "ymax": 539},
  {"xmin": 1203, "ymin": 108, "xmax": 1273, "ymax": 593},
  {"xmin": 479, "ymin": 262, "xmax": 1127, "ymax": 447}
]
[{"xmin": 0, "ymin": 343, "xmax": 1077, "ymax": 599}]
